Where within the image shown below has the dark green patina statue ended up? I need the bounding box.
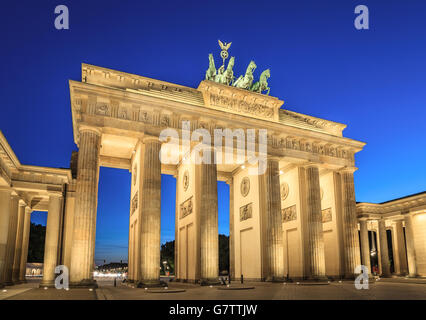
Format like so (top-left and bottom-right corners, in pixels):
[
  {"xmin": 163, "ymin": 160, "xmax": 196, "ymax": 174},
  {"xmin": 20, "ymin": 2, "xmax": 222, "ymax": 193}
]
[
  {"xmin": 250, "ymin": 69, "xmax": 270, "ymax": 95},
  {"xmin": 204, "ymin": 40, "xmax": 271, "ymax": 95}
]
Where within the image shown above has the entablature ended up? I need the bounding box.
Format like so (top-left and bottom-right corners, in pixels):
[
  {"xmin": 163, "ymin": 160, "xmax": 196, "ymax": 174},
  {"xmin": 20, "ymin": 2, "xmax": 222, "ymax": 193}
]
[
  {"xmin": 70, "ymin": 80, "xmax": 365, "ymax": 170},
  {"xmin": 356, "ymin": 192, "xmax": 426, "ymax": 220}
]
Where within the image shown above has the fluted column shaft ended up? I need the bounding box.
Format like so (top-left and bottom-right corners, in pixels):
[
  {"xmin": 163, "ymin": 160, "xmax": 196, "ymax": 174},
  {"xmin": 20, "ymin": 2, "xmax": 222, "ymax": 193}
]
[
  {"xmin": 393, "ymin": 221, "xmax": 408, "ymax": 275},
  {"xmin": 19, "ymin": 208, "xmax": 32, "ymax": 282},
  {"xmin": 139, "ymin": 138, "xmax": 162, "ymax": 283},
  {"xmin": 12, "ymin": 204, "xmax": 26, "ymax": 283},
  {"xmin": 41, "ymin": 195, "xmax": 63, "ymax": 286},
  {"xmin": 359, "ymin": 220, "xmax": 371, "ymax": 273},
  {"xmin": 305, "ymin": 166, "xmax": 326, "ymax": 279},
  {"xmin": 3, "ymin": 196, "xmax": 19, "ymax": 284},
  {"xmin": 70, "ymin": 129, "xmax": 100, "ymax": 285},
  {"xmin": 265, "ymin": 159, "xmax": 284, "ymax": 280},
  {"xmin": 199, "ymin": 147, "xmax": 219, "ymax": 282},
  {"xmin": 404, "ymin": 214, "xmax": 417, "ymax": 277},
  {"xmin": 378, "ymin": 219, "xmax": 391, "ymax": 277},
  {"xmin": 174, "ymin": 172, "xmax": 180, "ymax": 279},
  {"xmin": 0, "ymin": 188, "xmax": 12, "ymax": 287},
  {"xmin": 341, "ymin": 172, "xmax": 361, "ymax": 278},
  {"xmin": 228, "ymin": 178, "xmax": 235, "ymax": 280}
]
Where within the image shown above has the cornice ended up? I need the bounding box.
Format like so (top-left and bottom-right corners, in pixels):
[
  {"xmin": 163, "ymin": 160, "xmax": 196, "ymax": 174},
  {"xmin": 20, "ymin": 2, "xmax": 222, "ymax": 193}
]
[{"xmin": 356, "ymin": 193, "xmax": 426, "ymax": 217}]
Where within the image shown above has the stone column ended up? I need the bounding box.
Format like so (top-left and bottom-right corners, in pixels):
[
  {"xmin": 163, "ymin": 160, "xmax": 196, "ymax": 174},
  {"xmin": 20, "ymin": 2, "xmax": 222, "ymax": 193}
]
[
  {"xmin": 174, "ymin": 171, "xmax": 179, "ymax": 280},
  {"xmin": 0, "ymin": 188, "xmax": 12, "ymax": 288},
  {"xmin": 264, "ymin": 159, "xmax": 284, "ymax": 281},
  {"xmin": 12, "ymin": 203, "xmax": 26, "ymax": 283},
  {"xmin": 340, "ymin": 171, "xmax": 361, "ymax": 278},
  {"xmin": 304, "ymin": 165, "xmax": 326, "ymax": 279},
  {"xmin": 394, "ymin": 220, "xmax": 408, "ymax": 275},
  {"xmin": 227, "ymin": 178, "xmax": 235, "ymax": 280},
  {"xmin": 359, "ymin": 220, "xmax": 371, "ymax": 274},
  {"xmin": 40, "ymin": 195, "xmax": 63, "ymax": 287},
  {"xmin": 19, "ymin": 207, "xmax": 32, "ymax": 282},
  {"xmin": 378, "ymin": 219, "xmax": 391, "ymax": 277},
  {"xmin": 391, "ymin": 221, "xmax": 406, "ymax": 275},
  {"xmin": 199, "ymin": 146, "xmax": 219, "ymax": 284},
  {"xmin": 138, "ymin": 137, "xmax": 162, "ymax": 286},
  {"xmin": 404, "ymin": 214, "xmax": 417, "ymax": 277},
  {"xmin": 70, "ymin": 127, "xmax": 101, "ymax": 287},
  {"xmin": 3, "ymin": 195, "xmax": 19, "ymax": 285}
]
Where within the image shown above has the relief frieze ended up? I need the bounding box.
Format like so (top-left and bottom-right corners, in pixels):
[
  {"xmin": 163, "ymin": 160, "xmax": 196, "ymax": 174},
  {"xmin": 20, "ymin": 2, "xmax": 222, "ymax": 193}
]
[
  {"xmin": 322, "ymin": 208, "xmax": 332, "ymax": 223},
  {"xmin": 209, "ymin": 94, "xmax": 274, "ymax": 119},
  {"xmin": 239, "ymin": 203, "xmax": 253, "ymax": 222},
  {"xmin": 180, "ymin": 196, "xmax": 193, "ymax": 219},
  {"xmin": 282, "ymin": 205, "xmax": 297, "ymax": 223},
  {"xmin": 131, "ymin": 191, "xmax": 138, "ymax": 215}
]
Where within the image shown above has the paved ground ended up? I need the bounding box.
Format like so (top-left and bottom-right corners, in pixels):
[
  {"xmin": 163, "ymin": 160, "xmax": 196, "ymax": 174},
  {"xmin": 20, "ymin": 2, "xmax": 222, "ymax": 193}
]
[{"xmin": 1, "ymin": 278, "xmax": 426, "ymax": 300}]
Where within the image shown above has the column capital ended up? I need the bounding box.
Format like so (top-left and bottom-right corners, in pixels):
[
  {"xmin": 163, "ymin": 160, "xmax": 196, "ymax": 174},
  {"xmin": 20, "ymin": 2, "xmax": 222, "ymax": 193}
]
[
  {"xmin": 298, "ymin": 161, "xmax": 319, "ymax": 169},
  {"xmin": 48, "ymin": 192, "xmax": 63, "ymax": 199},
  {"xmin": 0, "ymin": 186, "xmax": 12, "ymax": 193},
  {"xmin": 266, "ymin": 156, "xmax": 281, "ymax": 163},
  {"xmin": 78, "ymin": 125, "xmax": 102, "ymax": 136},
  {"xmin": 142, "ymin": 135, "xmax": 162, "ymax": 145},
  {"xmin": 10, "ymin": 194, "xmax": 20, "ymax": 201},
  {"xmin": 337, "ymin": 166, "xmax": 358, "ymax": 174}
]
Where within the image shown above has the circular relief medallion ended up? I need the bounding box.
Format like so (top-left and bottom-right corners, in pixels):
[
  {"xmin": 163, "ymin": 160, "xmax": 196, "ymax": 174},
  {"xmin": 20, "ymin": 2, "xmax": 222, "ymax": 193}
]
[
  {"xmin": 183, "ymin": 170, "xmax": 189, "ymax": 191},
  {"xmin": 280, "ymin": 182, "xmax": 289, "ymax": 201},
  {"xmin": 240, "ymin": 177, "xmax": 250, "ymax": 197},
  {"xmin": 133, "ymin": 165, "xmax": 137, "ymax": 186}
]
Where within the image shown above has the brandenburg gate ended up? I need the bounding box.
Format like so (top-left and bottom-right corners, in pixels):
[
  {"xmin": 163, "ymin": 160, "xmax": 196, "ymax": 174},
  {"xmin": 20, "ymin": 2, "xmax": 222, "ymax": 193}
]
[
  {"xmin": 1, "ymin": 44, "xmax": 424, "ymax": 289},
  {"xmin": 68, "ymin": 56, "xmax": 365, "ymax": 286}
]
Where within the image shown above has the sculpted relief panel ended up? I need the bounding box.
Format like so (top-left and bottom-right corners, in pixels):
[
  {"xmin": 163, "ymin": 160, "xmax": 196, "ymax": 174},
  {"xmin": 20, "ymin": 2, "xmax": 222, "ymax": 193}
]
[
  {"xmin": 322, "ymin": 208, "xmax": 332, "ymax": 223},
  {"xmin": 280, "ymin": 182, "xmax": 289, "ymax": 201},
  {"xmin": 209, "ymin": 94, "xmax": 275, "ymax": 120},
  {"xmin": 282, "ymin": 205, "xmax": 297, "ymax": 223},
  {"xmin": 239, "ymin": 203, "xmax": 253, "ymax": 222},
  {"xmin": 180, "ymin": 196, "xmax": 193, "ymax": 219},
  {"xmin": 240, "ymin": 177, "xmax": 250, "ymax": 197},
  {"xmin": 183, "ymin": 170, "xmax": 189, "ymax": 191},
  {"xmin": 131, "ymin": 191, "xmax": 138, "ymax": 215}
]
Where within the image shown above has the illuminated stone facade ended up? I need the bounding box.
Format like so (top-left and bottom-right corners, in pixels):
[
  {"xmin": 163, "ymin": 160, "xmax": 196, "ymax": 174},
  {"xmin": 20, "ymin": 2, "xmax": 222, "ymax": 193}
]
[{"xmin": 1, "ymin": 63, "xmax": 424, "ymax": 289}]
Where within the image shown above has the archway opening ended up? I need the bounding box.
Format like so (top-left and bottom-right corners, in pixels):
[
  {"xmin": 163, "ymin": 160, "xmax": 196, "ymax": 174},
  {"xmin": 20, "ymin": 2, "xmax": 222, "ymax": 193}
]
[
  {"xmin": 95, "ymin": 167, "xmax": 131, "ymax": 281},
  {"xmin": 160, "ymin": 174, "xmax": 176, "ymax": 277},
  {"xmin": 217, "ymin": 181, "xmax": 230, "ymax": 276},
  {"xmin": 27, "ymin": 212, "xmax": 47, "ymax": 280}
]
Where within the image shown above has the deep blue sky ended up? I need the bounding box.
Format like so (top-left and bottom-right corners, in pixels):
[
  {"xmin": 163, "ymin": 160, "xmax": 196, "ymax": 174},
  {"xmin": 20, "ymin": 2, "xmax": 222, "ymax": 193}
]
[{"xmin": 1, "ymin": 1, "xmax": 425, "ymax": 263}]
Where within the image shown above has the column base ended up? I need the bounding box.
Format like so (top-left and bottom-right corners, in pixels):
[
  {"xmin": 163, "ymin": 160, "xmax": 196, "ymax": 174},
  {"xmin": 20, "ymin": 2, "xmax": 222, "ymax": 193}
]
[
  {"xmin": 39, "ymin": 280, "xmax": 56, "ymax": 288},
  {"xmin": 69, "ymin": 279, "xmax": 98, "ymax": 289},
  {"xmin": 265, "ymin": 276, "xmax": 286, "ymax": 283},
  {"xmin": 200, "ymin": 278, "xmax": 221, "ymax": 286},
  {"xmin": 136, "ymin": 279, "xmax": 166, "ymax": 288},
  {"xmin": 304, "ymin": 276, "xmax": 330, "ymax": 283}
]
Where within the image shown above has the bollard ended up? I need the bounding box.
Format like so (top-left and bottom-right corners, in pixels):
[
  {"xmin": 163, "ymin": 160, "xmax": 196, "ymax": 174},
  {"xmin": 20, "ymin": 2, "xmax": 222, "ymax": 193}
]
[{"xmin": 114, "ymin": 278, "xmax": 116, "ymax": 287}]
